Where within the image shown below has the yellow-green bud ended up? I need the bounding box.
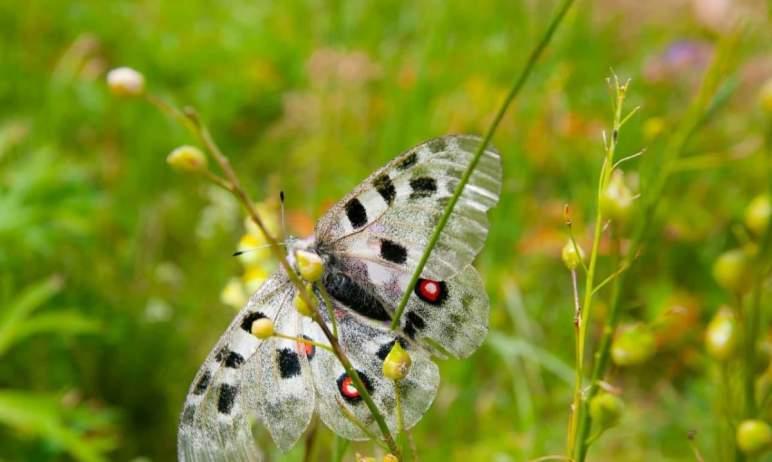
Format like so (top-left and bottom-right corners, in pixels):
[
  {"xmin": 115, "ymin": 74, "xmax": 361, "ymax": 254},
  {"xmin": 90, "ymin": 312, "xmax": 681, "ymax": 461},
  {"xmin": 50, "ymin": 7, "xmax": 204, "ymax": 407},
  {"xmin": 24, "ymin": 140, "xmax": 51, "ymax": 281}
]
[
  {"xmin": 383, "ymin": 455, "xmax": 399, "ymax": 462},
  {"xmin": 760, "ymin": 77, "xmax": 772, "ymax": 114},
  {"xmin": 611, "ymin": 324, "xmax": 656, "ymax": 367},
  {"xmin": 382, "ymin": 341, "xmax": 412, "ymax": 381},
  {"xmin": 296, "ymin": 250, "xmax": 324, "ymax": 282},
  {"xmin": 166, "ymin": 145, "xmax": 208, "ymax": 173},
  {"xmin": 106, "ymin": 67, "xmax": 145, "ymax": 96},
  {"xmin": 589, "ymin": 392, "xmax": 624, "ymax": 430},
  {"xmin": 561, "ymin": 240, "xmax": 585, "ymax": 270},
  {"xmin": 250, "ymin": 318, "xmax": 274, "ymax": 339},
  {"xmin": 705, "ymin": 307, "xmax": 738, "ymax": 361},
  {"xmin": 355, "ymin": 455, "xmax": 376, "ymax": 462},
  {"xmin": 745, "ymin": 194, "xmax": 770, "ymax": 237},
  {"xmin": 736, "ymin": 419, "xmax": 772, "ymax": 455},
  {"xmin": 712, "ymin": 248, "xmax": 752, "ymax": 294},
  {"xmin": 293, "ymin": 285, "xmax": 316, "ymax": 317},
  {"xmin": 600, "ymin": 170, "xmax": 634, "ymax": 225}
]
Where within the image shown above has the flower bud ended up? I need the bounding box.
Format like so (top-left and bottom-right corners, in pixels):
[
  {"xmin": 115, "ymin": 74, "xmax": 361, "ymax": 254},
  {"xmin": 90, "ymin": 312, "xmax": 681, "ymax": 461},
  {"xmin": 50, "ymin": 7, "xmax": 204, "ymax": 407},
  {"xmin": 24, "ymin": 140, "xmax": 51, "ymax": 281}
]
[
  {"xmin": 712, "ymin": 248, "xmax": 752, "ymax": 294},
  {"xmin": 355, "ymin": 455, "xmax": 376, "ymax": 462},
  {"xmin": 561, "ymin": 240, "xmax": 585, "ymax": 270},
  {"xmin": 760, "ymin": 77, "xmax": 772, "ymax": 114},
  {"xmin": 383, "ymin": 455, "xmax": 399, "ymax": 462},
  {"xmin": 296, "ymin": 250, "xmax": 324, "ymax": 282},
  {"xmin": 293, "ymin": 285, "xmax": 316, "ymax": 317},
  {"xmin": 589, "ymin": 392, "xmax": 624, "ymax": 430},
  {"xmin": 166, "ymin": 145, "xmax": 208, "ymax": 173},
  {"xmin": 745, "ymin": 194, "xmax": 770, "ymax": 237},
  {"xmin": 106, "ymin": 67, "xmax": 145, "ymax": 96},
  {"xmin": 250, "ymin": 317, "xmax": 274, "ymax": 339},
  {"xmin": 736, "ymin": 419, "xmax": 772, "ymax": 455},
  {"xmin": 611, "ymin": 324, "xmax": 656, "ymax": 366},
  {"xmin": 705, "ymin": 307, "xmax": 738, "ymax": 361},
  {"xmin": 600, "ymin": 170, "xmax": 634, "ymax": 225},
  {"xmin": 382, "ymin": 341, "xmax": 412, "ymax": 381}
]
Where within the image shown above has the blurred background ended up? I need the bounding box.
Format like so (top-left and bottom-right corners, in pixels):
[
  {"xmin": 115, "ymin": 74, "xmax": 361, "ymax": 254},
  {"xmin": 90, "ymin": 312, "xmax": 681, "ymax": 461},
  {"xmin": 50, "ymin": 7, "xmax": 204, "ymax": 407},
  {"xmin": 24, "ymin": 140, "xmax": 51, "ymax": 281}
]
[{"xmin": 1, "ymin": 0, "xmax": 771, "ymax": 461}]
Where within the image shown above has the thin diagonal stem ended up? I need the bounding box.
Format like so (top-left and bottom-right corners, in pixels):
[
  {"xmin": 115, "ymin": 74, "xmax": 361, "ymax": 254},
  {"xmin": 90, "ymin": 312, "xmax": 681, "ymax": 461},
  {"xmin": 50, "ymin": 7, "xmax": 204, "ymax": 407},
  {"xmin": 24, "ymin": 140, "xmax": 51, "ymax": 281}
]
[{"xmin": 391, "ymin": 0, "xmax": 576, "ymax": 330}]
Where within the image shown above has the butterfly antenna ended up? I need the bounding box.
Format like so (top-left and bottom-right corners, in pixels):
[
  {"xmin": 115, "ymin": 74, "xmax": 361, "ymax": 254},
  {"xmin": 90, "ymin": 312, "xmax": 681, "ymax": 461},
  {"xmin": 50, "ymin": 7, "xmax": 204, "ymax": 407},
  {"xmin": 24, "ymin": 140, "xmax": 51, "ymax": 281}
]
[
  {"xmin": 232, "ymin": 243, "xmax": 286, "ymax": 257},
  {"xmin": 279, "ymin": 190, "xmax": 287, "ymax": 241}
]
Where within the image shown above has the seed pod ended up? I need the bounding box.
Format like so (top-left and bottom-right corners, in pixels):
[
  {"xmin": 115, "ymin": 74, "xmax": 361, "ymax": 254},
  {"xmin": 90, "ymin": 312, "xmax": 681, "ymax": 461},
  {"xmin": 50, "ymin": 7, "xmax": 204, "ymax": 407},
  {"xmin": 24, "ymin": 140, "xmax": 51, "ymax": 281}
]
[
  {"xmin": 705, "ymin": 307, "xmax": 739, "ymax": 361},
  {"xmin": 611, "ymin": 324, "xmax": 656, "ymax": 367},
  {"xmin": 561, "ymin": 240, "xmax": 585, "ymax": 270},
  {"xmin": 296, "ymin": 250, "xmax": 325, "ymax": 282},
  {"xmin": 736, "ymin": 419, "xmax": 772, "ymax": 455},
  {"xmin": 293, "ymin": 285, "xmax": 316, "ymax": 318},
  {"xmin": 744, "ymin": 194, "xmax": 770, "ymax": 237},
  {"xmin": 600, "ymin": 170, "xmax": 635, "ymax": 226},
  {"xmin": 383, "ymin": 341, "xmax": 412, "ymax": 381},
  {"xmin": 712, "ymin": 248, "xmax": 753, "ymax": 294},
  {"xmin": 250, "ymin": 318, "xmax": 274, "ymax": 339},
  {"xmin": 589, "ymin": 392, "xmax": 624, "ymax": 430},
  {"xmin": 106, "ymin": 67, "xmax": 145, "ymax": 96},
  {"xmin": 166, "ymin": 145, "xmax": 208, "ymax": 173}
]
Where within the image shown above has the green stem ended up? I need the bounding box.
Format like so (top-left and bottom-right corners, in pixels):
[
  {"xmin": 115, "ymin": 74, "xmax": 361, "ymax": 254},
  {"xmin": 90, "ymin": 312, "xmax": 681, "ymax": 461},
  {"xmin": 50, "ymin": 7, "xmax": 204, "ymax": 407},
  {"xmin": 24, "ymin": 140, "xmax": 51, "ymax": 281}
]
[
  {"xmin": 573, "ymin": 28, "xmax": 743, "ymax": 462},
  {"xmin": 390, "ymin": 0, "xmax": 576, "ymax": 330},
  {"xmin": 567, "ymin": 76, "xmax": 626, "ymax": 457}
]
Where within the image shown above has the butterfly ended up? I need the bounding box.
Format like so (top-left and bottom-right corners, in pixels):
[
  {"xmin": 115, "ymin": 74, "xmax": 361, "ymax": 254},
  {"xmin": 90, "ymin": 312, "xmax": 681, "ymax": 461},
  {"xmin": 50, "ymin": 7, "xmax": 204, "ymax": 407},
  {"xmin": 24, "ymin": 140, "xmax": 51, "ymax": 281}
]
[{"xmin": 178, "ymin": 135, "xmax": 502, "ymax": 461}]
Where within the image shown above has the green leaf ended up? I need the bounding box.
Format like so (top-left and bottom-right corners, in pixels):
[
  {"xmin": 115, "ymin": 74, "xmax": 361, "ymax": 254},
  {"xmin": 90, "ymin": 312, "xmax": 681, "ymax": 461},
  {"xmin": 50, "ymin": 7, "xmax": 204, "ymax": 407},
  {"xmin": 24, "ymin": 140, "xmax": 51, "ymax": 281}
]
[
  {"xmin": 487, "ymin": 332, "xmax": 575, "ymax": 385},
  {"xmin": 0, "ymin": 389, "xmax": 114, "ymax": 462},
  {"xmin": 0, "ymin": 276, "xmax": 63, "ymax": 355}
]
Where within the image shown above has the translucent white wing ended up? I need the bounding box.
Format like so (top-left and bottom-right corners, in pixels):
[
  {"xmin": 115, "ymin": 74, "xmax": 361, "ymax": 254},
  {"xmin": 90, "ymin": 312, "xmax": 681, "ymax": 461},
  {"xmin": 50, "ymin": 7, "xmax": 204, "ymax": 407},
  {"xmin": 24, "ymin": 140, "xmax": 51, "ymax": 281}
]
[
  {"xmin": 315, "ymin": 135, "xmax": 502, "ymax": 281},
  {"xmin": 178, "ymin": 272, "xmax": 315, "ymax": 462},
  {"xmin": 305, "ymin": 303, "xmax": 439, "ymax": 440}
]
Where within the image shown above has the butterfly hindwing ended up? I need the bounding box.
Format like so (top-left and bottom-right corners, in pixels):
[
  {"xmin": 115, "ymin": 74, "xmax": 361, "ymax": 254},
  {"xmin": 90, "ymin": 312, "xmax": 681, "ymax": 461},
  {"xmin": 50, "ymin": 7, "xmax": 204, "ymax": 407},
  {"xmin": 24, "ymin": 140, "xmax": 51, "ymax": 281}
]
[
  {"xmin": 307, "ymin": 306, "xmax": 439, "ymax": 440},
  {"xmin": 179, "ymin": 272, "xmax": 315, "ymax": 461}
]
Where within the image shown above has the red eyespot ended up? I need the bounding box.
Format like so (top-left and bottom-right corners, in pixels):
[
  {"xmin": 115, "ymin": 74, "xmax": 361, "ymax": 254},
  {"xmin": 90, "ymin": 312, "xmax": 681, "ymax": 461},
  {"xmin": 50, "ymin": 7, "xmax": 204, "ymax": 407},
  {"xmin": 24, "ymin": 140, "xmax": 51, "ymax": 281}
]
[
  {"xmin": 296, "ymin": 335, "xmax": 315, "ymax": 360},
  {"xmin": 339, "ymin": 375, "xmax": 359, "ymax": 399},
  {"xmin": 416, "ymin": 278, "xmax": 444, "ymax": 304}
]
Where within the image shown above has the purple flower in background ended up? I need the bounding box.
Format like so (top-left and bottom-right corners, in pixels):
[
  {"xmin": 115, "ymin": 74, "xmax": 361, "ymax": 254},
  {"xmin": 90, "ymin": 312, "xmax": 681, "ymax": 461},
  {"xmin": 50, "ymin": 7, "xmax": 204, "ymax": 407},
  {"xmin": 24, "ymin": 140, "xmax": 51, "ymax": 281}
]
[{"xmin": 644, "ymin": 40, "xmax": 713, "ymax": 83}]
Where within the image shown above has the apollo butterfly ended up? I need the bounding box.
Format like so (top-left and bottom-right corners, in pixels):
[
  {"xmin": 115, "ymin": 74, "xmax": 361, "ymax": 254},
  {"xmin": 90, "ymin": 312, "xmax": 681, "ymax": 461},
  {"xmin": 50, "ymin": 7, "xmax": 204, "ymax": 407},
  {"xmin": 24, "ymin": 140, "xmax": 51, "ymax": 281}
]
[{"xmin": 178, "ymin": 135, "xmax": 502, "ymax": 461}]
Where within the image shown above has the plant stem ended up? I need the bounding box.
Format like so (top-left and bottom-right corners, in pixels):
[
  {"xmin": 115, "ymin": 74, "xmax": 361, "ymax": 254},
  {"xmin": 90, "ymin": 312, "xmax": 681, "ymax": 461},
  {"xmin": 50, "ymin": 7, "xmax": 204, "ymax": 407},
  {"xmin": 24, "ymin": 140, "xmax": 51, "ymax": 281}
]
[
  {"xmin": 390, "ymin": 0, "xmax": 576, "ymax": 330},
  {"xmin": 567, "ymin": 76, "xmax": 627, "ymax": 457},
  {"xmin": 178, "ymin": 108, "xmax": 399, "ymax": 456},
  {"xmin": 572, "ymin": 28, "xmax": 743, "ymax": 462}
]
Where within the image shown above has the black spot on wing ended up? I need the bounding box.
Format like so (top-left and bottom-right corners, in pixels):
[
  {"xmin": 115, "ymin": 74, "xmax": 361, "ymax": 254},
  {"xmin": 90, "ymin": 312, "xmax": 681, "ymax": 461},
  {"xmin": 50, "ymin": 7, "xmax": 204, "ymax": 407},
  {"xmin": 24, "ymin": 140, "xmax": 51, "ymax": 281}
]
[
  {"xmin": 345, "ymin": 198, "xmax": 368, "ymax": 229},
  {"xmin": 396, "ymin": 152, "xmax": 418, "ymax": 171},
  {"xmin": 323, "ymin": 271, "xmax": 391, "ymax": 322},
  {"xmin": 409, "ymin": 177, "xmax": 437, "ymax": 199},
  {"xmin": 214, "ymin": 347, "xmax": 229, "ymax": 363},
  {"xmin": 373, "ymin": 174, "xmax": 396, "ymax": 205},
  {"xmin": 217, "ymin": 383, "xmax": 238, "ymax": 414},
  {"xmin": 225, "ymin": 351, "xmax": 245, "ymax": 369},
  {"xmin": 277, "ymin": 348, "xmax": 301, "ymax": 378},
  {"xmin": 380, "ymin": 239, "xmax": 407, "ymax": 264},
  {"xmin": 193, "ymin": 371, "xmax": 211, "ymax": 395},
  {"xmin": 240, "ymin": 311, "xmax": 266, "ymax": 333},
  {"xmin": 404, "ymin": 311, "xmax": 426, "ymax": 339}
]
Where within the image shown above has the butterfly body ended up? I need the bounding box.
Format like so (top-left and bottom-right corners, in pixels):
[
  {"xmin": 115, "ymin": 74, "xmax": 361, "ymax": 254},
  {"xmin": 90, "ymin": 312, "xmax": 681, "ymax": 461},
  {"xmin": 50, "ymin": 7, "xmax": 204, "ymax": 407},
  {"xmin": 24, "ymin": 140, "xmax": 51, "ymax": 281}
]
[{"xmin": 178, "ymin": 135, "xmax": 502, "ymax": 461}]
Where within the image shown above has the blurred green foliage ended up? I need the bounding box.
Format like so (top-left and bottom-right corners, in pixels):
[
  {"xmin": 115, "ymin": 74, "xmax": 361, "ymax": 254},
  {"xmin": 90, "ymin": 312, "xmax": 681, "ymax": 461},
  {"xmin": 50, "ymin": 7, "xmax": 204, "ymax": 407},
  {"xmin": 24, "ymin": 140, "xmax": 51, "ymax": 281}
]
[{"xmin": 1, "ymin": 0, "xmax": 771, "ymax": 461}]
